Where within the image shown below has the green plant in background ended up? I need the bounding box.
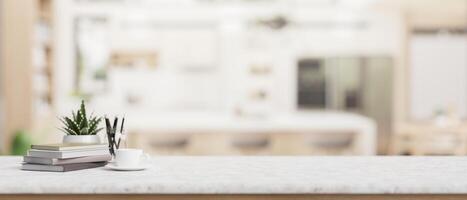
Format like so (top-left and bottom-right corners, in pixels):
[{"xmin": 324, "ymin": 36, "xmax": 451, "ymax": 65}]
[
  {"xmin": 11, "ymin": 130, "xmax": 32, "ymax": 155},
  {"xmin": 59, "ymin": 100, "xmax": 103, "ymax": 135}
]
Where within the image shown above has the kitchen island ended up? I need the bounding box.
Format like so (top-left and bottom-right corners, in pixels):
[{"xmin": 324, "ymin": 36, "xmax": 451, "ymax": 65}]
[
  {"xmin": 1, "ymin": 156, "xmax": 467, "ymax": 199},
  {"xmin": 123, "ymin": 111, "xmax": 377, "ymax": 155}
]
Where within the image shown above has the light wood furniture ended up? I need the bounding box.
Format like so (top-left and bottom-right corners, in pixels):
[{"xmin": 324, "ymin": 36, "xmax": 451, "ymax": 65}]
[
  {"xmin": 0, "ymin": 0, "xmax": 56, "ymax": 154},
  {"xmin": 0, "ymin": 0, "xmax": 35, "ymax": 153},
  {"xmin": 34, "ymin": 0, "xmax": 55, "ymax": 108},
  {"xmin": 391, "ymin": 123, "xmax": 467, "ymax": 155},
  {"xmin": 121, "ymin": 111, "xmax": 376, "ymax": 155},
  {"xmin": 391, "ymin": 1, "xmax": 466, "ymax": 157},
  {"xmin": 130, "ymin": 132, "xmax": 356, "ymax": 156}
]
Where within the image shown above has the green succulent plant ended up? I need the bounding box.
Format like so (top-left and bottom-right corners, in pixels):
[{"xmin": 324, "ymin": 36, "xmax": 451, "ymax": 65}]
[{"xmin": 59, "ymin": 100, "xmax": 103, "ymax": 135}]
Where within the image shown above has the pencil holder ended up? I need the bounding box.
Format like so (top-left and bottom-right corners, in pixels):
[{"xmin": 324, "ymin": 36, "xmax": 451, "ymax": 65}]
[{"xmin": 104, "ymin": 116, "xmax": 126, "ymax": 157}]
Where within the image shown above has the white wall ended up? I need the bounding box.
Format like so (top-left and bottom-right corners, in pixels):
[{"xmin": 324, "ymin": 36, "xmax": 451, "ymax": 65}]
[{"xmin": 410, "ymin": 34, "xmax": 467, "ymax": 120}]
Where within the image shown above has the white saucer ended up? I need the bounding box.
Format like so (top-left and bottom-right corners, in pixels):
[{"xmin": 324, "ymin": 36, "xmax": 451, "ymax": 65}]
[{"xmin": 105, "ymin": 163, "xmax": 148, "ymax": 171}]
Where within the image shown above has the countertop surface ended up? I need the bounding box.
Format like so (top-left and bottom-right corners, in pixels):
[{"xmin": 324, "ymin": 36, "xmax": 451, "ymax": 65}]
[{"xmin": 1, "ymin": 156, "xmax": 466, "ymax": 194}]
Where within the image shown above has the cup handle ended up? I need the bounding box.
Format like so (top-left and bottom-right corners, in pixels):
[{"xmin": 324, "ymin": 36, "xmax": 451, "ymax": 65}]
[{"xmin": 140, "ymin": 153, "xmax": 151, "ymax": 165}]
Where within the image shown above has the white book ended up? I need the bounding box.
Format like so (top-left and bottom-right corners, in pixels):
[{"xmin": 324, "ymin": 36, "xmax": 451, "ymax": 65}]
[
  {"xmin": 23, "ymin": 154, "xmax": 112, "ymax": 165},
  {"xmin": 31, "ymin": 143, "xmax": 108, "ymax": 151},
  {"xmin": 28, "ymin": 149, "xmax": 110, "ymax": 159}
]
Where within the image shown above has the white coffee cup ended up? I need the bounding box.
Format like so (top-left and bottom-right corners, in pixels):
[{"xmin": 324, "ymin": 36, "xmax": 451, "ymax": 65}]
[{"xmin": 115, "ymin": 148, "xmax": 149, "ymax": 167}]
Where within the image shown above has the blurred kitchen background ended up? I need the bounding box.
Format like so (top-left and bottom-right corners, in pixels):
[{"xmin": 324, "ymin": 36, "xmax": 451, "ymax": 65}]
[{"xmin": 0, "ymin": 0, "xmax": 466, "ymax": 156}]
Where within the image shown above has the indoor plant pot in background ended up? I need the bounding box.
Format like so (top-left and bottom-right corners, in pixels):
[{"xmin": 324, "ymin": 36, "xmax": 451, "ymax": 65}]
[{"xmin": 60, "ymin": 100, "xmax": 103, "ymax": 144}]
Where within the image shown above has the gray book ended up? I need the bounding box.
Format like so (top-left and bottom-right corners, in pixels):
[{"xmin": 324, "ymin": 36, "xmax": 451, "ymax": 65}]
[
  {"xmin": 28, "ymin": 149, "xmax": 110, "ymax": 159},
  {"xmin": 23, "ymin": 154, "xmax": 112, "ymax": 165},
  {"xmin": 21, "ymin": 162, "xmax": 107, "ymax": 172}
]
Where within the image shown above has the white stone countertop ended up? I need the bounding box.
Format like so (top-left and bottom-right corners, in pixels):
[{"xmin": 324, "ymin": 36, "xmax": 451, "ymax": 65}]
[{"xmin": 1, "ymin": 156, "xmax": 467, "ymax": 194}]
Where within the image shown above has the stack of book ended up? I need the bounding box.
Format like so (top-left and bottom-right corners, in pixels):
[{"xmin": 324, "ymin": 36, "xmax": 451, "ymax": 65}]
[{"xmin": 22, "ymin": 143, "xmax": 111, "ymax": 172}]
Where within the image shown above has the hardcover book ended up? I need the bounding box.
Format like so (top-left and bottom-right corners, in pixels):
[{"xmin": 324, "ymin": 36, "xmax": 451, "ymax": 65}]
[
  {"xmin": 23, "ymin": 154, "xmax": 112, "ymax": 165},
  {"xmin": 21, "ymin": 162, "xmax": 107, "ymax": 172}
]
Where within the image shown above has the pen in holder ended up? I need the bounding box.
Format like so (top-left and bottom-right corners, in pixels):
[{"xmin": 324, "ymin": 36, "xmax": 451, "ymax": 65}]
[{"xmin": 105, "ymin": 116, "xmax": 126, "ymax": 157}]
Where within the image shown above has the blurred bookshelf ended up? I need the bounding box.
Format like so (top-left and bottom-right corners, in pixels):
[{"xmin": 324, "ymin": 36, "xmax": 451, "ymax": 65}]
[
  {"xmin": 33, "ymin": 0, "xmax": 55, "ymax": 117},
  {"xmin": 32, "ymin": 0, "xmax": 60, "ymax": 144}
]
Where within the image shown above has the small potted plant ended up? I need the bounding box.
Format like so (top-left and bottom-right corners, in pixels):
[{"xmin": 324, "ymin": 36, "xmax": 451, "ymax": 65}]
[{"xmin": 59, "ymin": 100, "xmax": 103, "ymax": 144}]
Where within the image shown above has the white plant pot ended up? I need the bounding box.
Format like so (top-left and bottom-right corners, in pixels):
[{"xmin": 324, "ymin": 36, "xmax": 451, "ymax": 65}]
[{"xmin": 63, "ymin": 135, "xmax": 101, "ymax": 144}]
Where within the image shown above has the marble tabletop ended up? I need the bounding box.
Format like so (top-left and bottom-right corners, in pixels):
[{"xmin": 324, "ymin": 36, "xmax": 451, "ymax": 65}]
[{"xmin": 1, "ymin": 156, "xmax": 467, "ymax": 194}]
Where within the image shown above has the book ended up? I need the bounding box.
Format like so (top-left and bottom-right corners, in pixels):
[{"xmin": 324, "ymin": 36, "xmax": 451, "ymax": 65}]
[
  {"xmin": 28, "ymin": 149, "xmax": 110, "ymax": 159},
  {"xmin": 31, "ymin": 143, "xmax": 108, "ymax": 151},
  {"xmin": 21, "ymin": 162, "xmax": 107, "ymax": 172},
  {"xmin": 23, "ymin": 154, "xmax": 112, "ymax": 165}
]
